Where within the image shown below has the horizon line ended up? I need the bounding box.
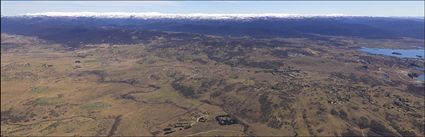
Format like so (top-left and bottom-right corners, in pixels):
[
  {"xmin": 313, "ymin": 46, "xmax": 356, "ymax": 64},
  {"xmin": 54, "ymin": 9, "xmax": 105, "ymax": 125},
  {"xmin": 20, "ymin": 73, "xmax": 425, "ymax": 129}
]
[{"xmin": 2, "ymin": 12, "xmax": 424, "ymax": 19}]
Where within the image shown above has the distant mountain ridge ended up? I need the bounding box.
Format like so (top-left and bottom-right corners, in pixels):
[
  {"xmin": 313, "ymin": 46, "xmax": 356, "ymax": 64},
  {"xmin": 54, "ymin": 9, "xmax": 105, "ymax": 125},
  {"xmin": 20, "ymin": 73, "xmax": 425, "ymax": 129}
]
[
  {"xmin": 12, "ymin": 12, "xmax": 357, "ymax": 20},
  {"xmin": 11, "ymin": 12, "xmax": 424, "ymax": 20},
  {"xmin": 1, "ymin": 13, "xmax": 424, "ymax": 47}
]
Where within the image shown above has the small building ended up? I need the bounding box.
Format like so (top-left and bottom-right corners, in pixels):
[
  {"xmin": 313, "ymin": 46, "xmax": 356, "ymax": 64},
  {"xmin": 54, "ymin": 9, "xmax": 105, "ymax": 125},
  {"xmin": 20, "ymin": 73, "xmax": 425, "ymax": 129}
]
[
  {"xmin": 163, "ymin": 128, "xmax": 172, "ymax": 132},
  {"xmin": 215, "ymin": 115, "xmax": 238, "ymax": 125},
  {"xmin": 173, "ymin": 122, "xmax": 191, "ymax": 129},
  {"xmin": 163, "ymin": 127, "xmax": 175, "ymax": 135},
  {"xmin": 198, "ymin": 117, "xmax": 207, "ymax": 122},
  {"xmin": 163, "ymin": 131, "xmax": 174, "ymax": 135},
  {"xmin": 42, "ymin": 64, "xmax": 53, "ymax": 68}
]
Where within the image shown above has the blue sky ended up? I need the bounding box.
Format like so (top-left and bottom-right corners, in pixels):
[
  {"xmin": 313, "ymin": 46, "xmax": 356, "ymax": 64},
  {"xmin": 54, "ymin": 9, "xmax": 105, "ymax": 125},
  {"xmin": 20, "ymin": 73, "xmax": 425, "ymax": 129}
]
[{"xmin": 1, "ymin": 1, "xmax": 424, "ymax": 16}]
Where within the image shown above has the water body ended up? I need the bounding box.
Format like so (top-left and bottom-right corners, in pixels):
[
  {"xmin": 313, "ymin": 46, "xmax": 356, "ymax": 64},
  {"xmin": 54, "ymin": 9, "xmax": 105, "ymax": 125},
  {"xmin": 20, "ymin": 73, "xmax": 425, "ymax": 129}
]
[
  {"xmin": 414, "ymin": 67, "xmax": 425, "ymax": 71},
  {"xmin": 416, "ymin": 68, "xmax": 425, "ymax": 81},
  {"xmin": 359, "ymin": 47, "xmax": 425, "ymax": 81},
  {"xmin": 417, "ymin": 74, "xmax": 425, "ymax": 81},
  {"xmin": 359, "ymin": 47, "xmax": 425, "ymax": 59}
]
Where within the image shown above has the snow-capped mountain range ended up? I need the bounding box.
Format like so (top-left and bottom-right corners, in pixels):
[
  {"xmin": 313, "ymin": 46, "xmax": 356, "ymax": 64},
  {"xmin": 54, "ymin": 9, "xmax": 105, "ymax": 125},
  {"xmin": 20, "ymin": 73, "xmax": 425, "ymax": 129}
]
[
  {"xmin": 19, "ymin": 12, "xmax": 348, "ymax": 19},
  {"xmin": 2, "ymin": 12, "xmax": 422, "ymax": 21},
  {"xmin": 1, "ymin": 12, "xmax": 424, "ymax": 46},
  {"xmin": 5, "ymin": 12, "xmax": 400, "ymax": 20}
]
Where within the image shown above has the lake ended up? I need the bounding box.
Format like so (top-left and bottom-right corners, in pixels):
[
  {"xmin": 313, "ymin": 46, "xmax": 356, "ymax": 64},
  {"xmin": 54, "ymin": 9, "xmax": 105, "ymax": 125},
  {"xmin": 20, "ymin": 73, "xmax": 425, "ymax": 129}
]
[
  {"xmin": 417, "ymin": 74, "xmax": 425, "ymax": 81},
  {"xmin": 359, "ymin": 47, "xmax": 425, "ymax": 81},
  {"xmin": 359, "ymin": 47, "xmax": 425, "ymax": 59}
]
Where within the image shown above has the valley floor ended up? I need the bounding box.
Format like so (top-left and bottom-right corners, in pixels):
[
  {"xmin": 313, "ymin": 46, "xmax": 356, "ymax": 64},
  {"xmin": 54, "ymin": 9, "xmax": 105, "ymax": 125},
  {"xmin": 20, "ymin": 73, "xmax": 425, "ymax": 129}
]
[{"xmin": 1, "ymin": 33, "xmax": 424, "ymax": 136}]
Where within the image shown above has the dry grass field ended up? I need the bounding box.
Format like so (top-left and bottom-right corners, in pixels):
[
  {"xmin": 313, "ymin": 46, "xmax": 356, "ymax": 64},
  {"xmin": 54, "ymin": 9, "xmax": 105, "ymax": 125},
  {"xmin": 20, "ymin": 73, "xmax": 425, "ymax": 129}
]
[{"xmin": 1, "ymin": 33, "xmax": 424, "ymax": 136}]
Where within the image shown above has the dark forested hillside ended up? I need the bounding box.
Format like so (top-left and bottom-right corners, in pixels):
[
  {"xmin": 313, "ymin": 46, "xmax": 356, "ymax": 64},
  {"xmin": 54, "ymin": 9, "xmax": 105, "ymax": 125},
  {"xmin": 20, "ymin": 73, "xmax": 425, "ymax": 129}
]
[{"xmin": 2, "ymin": 16, "xmax": 424, "ymax": 43}]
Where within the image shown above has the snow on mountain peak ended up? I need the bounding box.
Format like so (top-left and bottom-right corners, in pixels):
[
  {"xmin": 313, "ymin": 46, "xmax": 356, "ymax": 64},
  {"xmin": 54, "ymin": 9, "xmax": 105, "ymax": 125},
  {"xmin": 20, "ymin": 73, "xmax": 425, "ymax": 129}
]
[{"xmin": 18, "ymin": 12, "xmax": 350, "ymax": 20}]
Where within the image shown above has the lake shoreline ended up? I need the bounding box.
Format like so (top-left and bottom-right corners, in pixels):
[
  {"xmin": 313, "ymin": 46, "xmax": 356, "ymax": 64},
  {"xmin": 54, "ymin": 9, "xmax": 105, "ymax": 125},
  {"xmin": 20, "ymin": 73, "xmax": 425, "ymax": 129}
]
[{"xmin": 358, "ymin": 47, "xmax": 425, "ymax": 59}]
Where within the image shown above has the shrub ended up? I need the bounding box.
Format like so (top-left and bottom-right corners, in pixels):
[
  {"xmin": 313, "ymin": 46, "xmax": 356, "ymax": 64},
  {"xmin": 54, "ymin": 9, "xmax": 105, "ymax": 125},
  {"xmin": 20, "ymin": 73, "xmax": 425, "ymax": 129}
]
[
  {"xmin": 341, "ymin": 129, "xmax": 362, "ymax": 137},
  {"xmin": 356, "ymin": 116, "xmax": 370, "ymax": 129},
  {"xmin": 258, "ymin": 94, "xmax": 272, "ymax": 122},
  {"xmin": 267, "ymin": 116, "xmax": 283, "ymax": 129},
  {"xmin": 339, "ymin": 110, "xmax": 348, "ymax": 120},
  {"xmin": 331, "ymin": 109, "xmax": 338, "ymax": 116},
  {"xmin": 368, "ymin": 120, "xmax": 397, "ymax": 137}
]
